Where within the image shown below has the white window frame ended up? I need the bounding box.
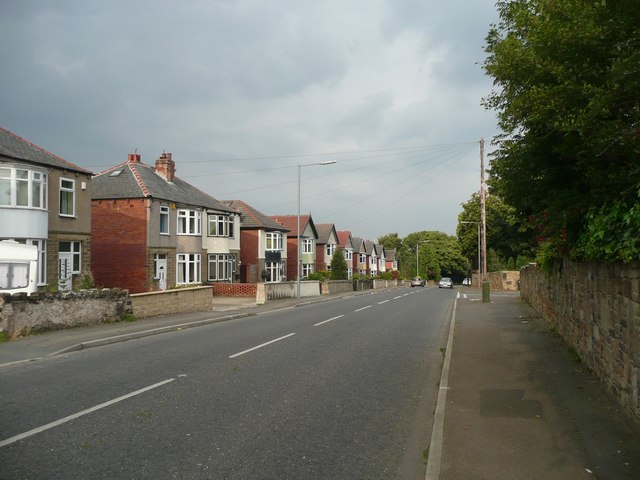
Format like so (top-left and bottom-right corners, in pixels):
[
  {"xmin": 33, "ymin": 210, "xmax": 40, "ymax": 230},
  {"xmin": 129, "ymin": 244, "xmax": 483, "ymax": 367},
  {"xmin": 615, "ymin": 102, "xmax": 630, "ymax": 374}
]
[
  {"xmin": 326, "ymin": 244, "xmax": 336, "ymax": 257},
  {"xmin": 302, "ymin": 238, "xmax": 314, "ymax": 254},
  {"xmin": 159, "ymin": 206, "xmax": 170, "ymax": 235},
  {"xmin": 359, "ymin": 253, "xmax": 367, "ymax": 264},
  {"xmin": 177, "ymin": 209, "xmax": 201, "ymax": 235},
  {"xmin": 208, "ymin": 214, "xmax": 235, "ymax": 238},
  {"xmin": 59, "ymin": 241, "xmax": 81, "ymax": 274},
  {"xmin": 27, "ymin": 239, "xmax": 47, "ymax": 285},
  {"xmin": 177, "ymin": 253, "xmax": 201, "ymax": 284},
  {"xmin": 207, "ymin": 253, "xmax": 236, "ymax": 281},
  {"xmin": 0, "ymin": 167, "xmax": 48, "ymax": 209},
  {"xmin": 344, "ymin": 248, "xmax": 353, "ymax": 261},
  {"xmin": 266, "ymin": 232, "xmax": 283, "ymax": 251},
  {"xmin": 302, "ymin": 263, "xmax": 314, "ymax": 278},
  {"xmin": 59, "ymin": 177, "xmax": 76, "ymax": 217},
  {"xmin": 265, "ymin": 261, "xmax": 283, "ymax": 283}
]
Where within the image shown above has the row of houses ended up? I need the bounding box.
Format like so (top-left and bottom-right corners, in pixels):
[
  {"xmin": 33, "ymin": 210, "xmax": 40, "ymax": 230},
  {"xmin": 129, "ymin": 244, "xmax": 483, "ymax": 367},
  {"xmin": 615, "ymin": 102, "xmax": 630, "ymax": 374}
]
[{"xmin": 0, "ymin": 127, "xmax": 397, "ymax": 294}]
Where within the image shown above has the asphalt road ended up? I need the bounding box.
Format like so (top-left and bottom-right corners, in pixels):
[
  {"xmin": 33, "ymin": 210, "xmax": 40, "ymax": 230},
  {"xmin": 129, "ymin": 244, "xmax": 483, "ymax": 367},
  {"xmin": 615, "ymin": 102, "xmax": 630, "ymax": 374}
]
[{"xmin": 0, "ymin": 286, "xmax": 455, "ymax": 479}]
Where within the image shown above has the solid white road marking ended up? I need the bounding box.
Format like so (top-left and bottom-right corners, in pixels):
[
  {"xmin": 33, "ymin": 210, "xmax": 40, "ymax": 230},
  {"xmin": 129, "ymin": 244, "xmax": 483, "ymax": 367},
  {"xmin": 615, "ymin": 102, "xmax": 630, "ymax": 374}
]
[
  {"xmin": 229, "ymin": 333, "xmax": 296, "ymax": 359},
  {"xmin": 314, "ymin": 315, "xmax": 344, "ymax": 326},
  {"xmin": 0, "ymin": 378, "xmax": 175, "ymax": 448}
]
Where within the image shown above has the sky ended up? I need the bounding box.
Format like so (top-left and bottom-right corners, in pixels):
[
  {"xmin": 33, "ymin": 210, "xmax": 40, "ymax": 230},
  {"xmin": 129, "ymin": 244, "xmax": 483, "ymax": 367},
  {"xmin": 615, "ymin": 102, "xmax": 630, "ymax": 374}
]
[{"xmin": 0, "ymin": 0, "xmax": 500, "ymax": 241}]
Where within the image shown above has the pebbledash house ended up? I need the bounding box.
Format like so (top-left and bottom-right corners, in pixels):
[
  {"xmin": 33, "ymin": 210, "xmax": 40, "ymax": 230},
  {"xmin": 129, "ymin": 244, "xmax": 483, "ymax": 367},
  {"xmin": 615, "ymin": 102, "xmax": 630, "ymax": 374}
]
[{"xmin": 91, "ymin": 152, "xmax": 240, "ymax": 293}]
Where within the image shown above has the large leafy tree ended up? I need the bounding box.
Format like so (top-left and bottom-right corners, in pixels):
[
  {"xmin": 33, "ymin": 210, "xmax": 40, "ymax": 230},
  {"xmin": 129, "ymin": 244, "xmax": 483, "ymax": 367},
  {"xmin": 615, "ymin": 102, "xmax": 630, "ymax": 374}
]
[
  {"xmin": 483, "ymin": 0, "xmax": 640, "ymax": 263},
  {"xmin": 457, "ymin": 192, "xmax": 534, "ymax": 270},
  {"xmin": 403, "ymin": 231, "xmax": 470, "ymax": 281}
]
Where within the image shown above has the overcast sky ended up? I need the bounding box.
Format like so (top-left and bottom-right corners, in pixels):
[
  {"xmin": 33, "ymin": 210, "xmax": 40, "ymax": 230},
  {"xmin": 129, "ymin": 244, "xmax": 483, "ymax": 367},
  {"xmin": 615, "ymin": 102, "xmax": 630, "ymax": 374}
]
[{"xmin": 0, "ymin": 0, "xmax": 499, "ymax": 241}]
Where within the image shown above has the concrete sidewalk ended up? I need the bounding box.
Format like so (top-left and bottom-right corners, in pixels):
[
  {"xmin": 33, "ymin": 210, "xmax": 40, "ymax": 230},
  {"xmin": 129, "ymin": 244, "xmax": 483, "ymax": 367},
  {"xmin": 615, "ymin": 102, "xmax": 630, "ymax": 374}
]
[{"xmin": 432, "ymin": 291, "xmax": 640, "ymax": 480}]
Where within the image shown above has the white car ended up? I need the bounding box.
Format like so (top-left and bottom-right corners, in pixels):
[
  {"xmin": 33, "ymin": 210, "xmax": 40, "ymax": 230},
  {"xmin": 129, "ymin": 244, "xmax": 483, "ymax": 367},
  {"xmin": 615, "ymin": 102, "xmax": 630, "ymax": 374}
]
[
  {"xmin": 438, "ymin": 277, "xmax": 453, "ymax": 289},
  {"xmin": 462, "ymin": 278, "xmax": 471, "ymax": 286}
]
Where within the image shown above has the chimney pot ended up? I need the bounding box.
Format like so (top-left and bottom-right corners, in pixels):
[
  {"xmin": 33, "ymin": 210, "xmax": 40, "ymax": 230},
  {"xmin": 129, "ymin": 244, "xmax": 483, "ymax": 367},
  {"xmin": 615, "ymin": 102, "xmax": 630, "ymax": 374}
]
[{"xmin": 128, "ymin": 153, "xmax": 141, "ymax": 163}]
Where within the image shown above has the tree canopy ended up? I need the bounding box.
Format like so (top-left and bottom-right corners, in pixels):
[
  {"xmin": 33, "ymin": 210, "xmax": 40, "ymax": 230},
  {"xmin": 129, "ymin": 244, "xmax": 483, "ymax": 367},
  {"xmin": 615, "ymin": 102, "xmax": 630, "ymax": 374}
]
[
  {"xmin": 457, "ymin": 192, "xmax": 534, "ymax": 270},
  {"xmin": 330, "ymin": 248, "xmax": 349, "ymax": 280},
  {"xmin": 483, "ymin": 0, "xmax": 640, "ymax": 263}
]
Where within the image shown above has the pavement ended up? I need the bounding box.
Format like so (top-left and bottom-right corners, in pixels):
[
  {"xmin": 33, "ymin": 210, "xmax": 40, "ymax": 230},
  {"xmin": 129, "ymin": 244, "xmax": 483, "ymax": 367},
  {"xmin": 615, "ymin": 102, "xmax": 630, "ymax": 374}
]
[{"xmin": 2, "ymin": 288, "xmax": 640, "ymax": 479}]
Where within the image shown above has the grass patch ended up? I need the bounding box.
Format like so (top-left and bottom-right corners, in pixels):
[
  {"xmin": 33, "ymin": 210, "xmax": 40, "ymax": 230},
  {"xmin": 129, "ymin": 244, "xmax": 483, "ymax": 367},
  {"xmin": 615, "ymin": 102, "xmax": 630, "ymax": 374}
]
[
  {"xmin": 0, "ymin": 331, "xmax": 7, "ymax": 343},
  {"xmin": 120, "ymin": 313, "xmax": 137, "ymax": 323}
]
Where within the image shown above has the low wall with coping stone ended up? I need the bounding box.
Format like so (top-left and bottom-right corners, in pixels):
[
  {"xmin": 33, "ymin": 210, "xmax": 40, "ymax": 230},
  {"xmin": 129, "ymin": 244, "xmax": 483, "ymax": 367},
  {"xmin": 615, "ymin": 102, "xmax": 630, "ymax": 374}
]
[
  {"xmin": 130, "ymin": 286, "xmax": 214, "ymax": 319},
  {"xmin": 520, "ymin": 261, "xmax": 640, "ymax": 420},
  {"xmin": 0, "ymin": 289, "xmax": 130, "ymax": 339},
  {"xmin": 320, "ymin": 280, "xmax": 354, "ymax": 295},
  {"xmin": 262, "ymin": 281, "xmax": 320, "ymax": 301}
]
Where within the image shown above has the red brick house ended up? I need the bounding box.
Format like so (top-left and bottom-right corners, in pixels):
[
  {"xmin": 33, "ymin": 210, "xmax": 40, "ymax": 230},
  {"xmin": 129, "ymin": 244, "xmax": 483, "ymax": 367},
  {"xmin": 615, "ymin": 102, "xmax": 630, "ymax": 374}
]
[
  {"xmin": 269, "ymin": 215, "xmax": 318, "ymax": 280},
  {"xmin": 222, "ymin": 200, "xmax": 288, "ymax": 283},
  {"xmin": 91, "ymin": 152, "xmax": 239, "ymax": 293},
  {"xmin": 314, "ymin": 223, "xmax": 338, "ymax": 273},
  {"xmin": 336, "ymin": 230, "xmax": 354, "ymax": 279}
]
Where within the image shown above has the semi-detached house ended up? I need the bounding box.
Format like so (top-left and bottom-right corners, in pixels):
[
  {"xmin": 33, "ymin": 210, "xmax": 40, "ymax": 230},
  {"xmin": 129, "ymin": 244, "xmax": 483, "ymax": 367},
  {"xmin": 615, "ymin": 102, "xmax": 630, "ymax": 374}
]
[
  {"xmin": 91, "ymin": 152, "xmax": 239, "ymax": 293},
  {"xmin": 0, "ymin": 127, "xmax": 93, "ymax": 292}
]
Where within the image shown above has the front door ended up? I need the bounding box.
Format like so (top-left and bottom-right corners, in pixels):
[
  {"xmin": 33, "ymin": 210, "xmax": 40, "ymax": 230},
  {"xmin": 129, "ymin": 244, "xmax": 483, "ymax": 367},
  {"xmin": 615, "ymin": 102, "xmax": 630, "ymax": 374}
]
[
  {"xmin": 58, "ymin": 253, "xmax": 73, "ymax": 291},
  {"xmin": 155, "ymin": 255, "xmax": 167, "ymax": 291}
]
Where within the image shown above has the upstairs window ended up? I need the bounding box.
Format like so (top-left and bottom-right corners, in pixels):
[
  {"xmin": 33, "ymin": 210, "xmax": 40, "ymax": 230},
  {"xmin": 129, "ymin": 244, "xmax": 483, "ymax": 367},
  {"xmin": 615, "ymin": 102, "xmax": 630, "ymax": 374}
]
[
  {"xmin": 0, "ymin": 167, "xmax": 48, "ymax": 209},
  {"xmin": 208, "ymin": 214, "xmax": 235, "ymax": 238},
  {"xmin": 177, "ymin": 209, "xmax": 201, "ymax": 235},
  {"xmin": 326, "ymin": 244, "xmax": 336, "ymax": 256},
  {"xmin": 59, "ymin": 178, "xmax": 75, "ymax": 217},
  {"xmin": 160, "ymin": 206, "xmax": 170, "ymax": 234},
  {"xmin": 266, "ymin": 232, "xmax": 283, "ymax": 251},
  {"xmin": 302, "ymin": 238, "xmax": 314, "ymax": 254}
]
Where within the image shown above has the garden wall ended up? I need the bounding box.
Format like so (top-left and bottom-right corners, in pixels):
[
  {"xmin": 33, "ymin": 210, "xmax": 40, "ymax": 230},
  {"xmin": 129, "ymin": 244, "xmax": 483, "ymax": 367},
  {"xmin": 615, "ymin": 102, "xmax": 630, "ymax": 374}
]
[
  {"xmin": 130, "ymin": 286, "xmax": 213, "ymax": 319},
  {"xmin": 0, "ymin": 289, "xmax": 130, "ymax": 339},
  {"xmin": 520, "ymin": 261, "xmax": 640, "ymax": 419}
]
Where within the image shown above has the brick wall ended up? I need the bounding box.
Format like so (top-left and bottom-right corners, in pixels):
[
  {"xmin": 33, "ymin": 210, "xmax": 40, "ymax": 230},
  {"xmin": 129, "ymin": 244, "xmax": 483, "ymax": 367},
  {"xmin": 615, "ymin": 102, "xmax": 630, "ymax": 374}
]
[
  {"xmin": 92, "ymin": 199, "xmax": 148, "ymax": 293},
  {"xmin": 211, "ymin": 283, "xmax": 257, "ymax": 297},
  {"xmin": 240, "ymin": 230, "xmax": 259, "ymax": 283},
  {"xmin": 286, "ymin": 237, "xmax": 298, "ymax": 280},
  {"xmin": 520, "ymin": 261, "xmax": 640, "ymax": 420}
]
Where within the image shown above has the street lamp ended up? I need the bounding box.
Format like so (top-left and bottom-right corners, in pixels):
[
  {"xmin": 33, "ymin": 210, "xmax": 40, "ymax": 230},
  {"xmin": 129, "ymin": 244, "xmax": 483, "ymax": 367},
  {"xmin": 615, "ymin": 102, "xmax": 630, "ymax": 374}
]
[
  {"xmin": 460, "ymin": 221, "xmax": 481, "ymax": 284},
  {"xmin": 297, "ymin": 160, "xmax": 336, "ymax": 298},
  {"xmin": 416, "ymin": 240, "xmax": 430, "ymax": 279}
]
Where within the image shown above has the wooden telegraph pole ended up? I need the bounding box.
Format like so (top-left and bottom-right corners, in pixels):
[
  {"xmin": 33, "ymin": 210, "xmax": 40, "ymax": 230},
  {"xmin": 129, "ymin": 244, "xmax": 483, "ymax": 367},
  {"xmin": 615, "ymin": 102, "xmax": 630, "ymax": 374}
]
[{"xmin": 480, "ymin": 138, "xmax": 490, "ymax": 302}]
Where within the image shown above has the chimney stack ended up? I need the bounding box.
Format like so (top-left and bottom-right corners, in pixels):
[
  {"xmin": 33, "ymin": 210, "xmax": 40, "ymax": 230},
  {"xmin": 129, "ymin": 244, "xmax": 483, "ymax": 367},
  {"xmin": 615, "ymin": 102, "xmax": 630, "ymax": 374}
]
[
  {"xmin": 127, "ymin": 153, "xmax": 141, "ymax": 163},
  {"xmin": 155, "ymin": 152, "xmax": 175, "ymax": 182}
]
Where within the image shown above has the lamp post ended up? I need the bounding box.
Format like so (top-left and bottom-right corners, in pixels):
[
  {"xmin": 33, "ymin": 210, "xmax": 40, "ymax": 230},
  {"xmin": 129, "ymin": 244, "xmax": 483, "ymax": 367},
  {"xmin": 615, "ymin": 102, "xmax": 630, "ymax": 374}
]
[
  {"xmin": 460, "ymin": 221, "xmax": 481, "ymax": 285},
  {"xmin": 297, "ymin": 160, "xmax": 336, "ymax": 298},
  {"xmin": 416, "ymin": 240, "xmax": 430, "ymax": 279}
]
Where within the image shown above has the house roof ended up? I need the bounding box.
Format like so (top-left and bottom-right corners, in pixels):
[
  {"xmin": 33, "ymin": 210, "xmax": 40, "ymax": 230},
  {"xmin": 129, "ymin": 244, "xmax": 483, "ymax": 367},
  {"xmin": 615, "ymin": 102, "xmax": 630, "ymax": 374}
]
[
  {"xmin": 92, "ymin": 155, "xmax": 235, "ymax": 212},
  {"xmin": 0, "ymin": 127, "xmax": 92, "ymax": 175},
  {"xmin": 364, "ymin": 240, "xmax": 375, "ymax": 255},
  {"xmin": 315, "ymin": 223, "xmax": 337, "ymax": 245},
  {"xmin": 374, "ymin": 244, "xmax": 386, "ymax": 257},
  {"xmin": 270, "ymin": 215, "xmax": 318, "ymax": 239},
  {"xmin": 222, "ymin": 200, "xmax": 288, "ymax": 231},
  {"xmin": 352, "ymin": 236, "xmax": 366, "ymax": 254},
  {"xmin": 385, "ymin": 249, "xmax": 397, "ymax": 261},
  {"xmin": 337, "ymin": 230, "xmax": 353, "ymax": 249}
]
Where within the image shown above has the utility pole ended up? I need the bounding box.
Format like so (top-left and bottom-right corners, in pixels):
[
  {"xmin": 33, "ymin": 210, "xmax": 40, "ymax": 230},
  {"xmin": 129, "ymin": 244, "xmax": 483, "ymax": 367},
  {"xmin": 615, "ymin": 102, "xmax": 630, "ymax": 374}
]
[{"xmin": 480, "ymin": 138, "xmax": 490, "ymax": 302}]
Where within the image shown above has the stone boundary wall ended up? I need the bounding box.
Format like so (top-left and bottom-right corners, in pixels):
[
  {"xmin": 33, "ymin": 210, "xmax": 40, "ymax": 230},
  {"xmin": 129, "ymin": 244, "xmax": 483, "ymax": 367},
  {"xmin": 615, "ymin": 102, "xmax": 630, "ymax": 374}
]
[
  {"xmin": 320, "ymin": 280, "xmax": 353, "ymax": 295},
  {"xmin": 0, "ymin": 289, "xmax": 130, "ymax": 339},
  {"xmin": 373, "ymin": 279, "xmax": 399, "ymax": 289},
  {"xmin": 130, "ymin": 286, "xmax": 213, "ymax": 319},
  {"xmin": 210, "ymin": 283, "xmax": 257, "ymax": 297},
  {"xmin": 471, "ymin": 271, "xmax": 520, "ymax": 290},
  {"xmin": 520, "ymin": 261, "xmax": 640, "ymax": 420}
]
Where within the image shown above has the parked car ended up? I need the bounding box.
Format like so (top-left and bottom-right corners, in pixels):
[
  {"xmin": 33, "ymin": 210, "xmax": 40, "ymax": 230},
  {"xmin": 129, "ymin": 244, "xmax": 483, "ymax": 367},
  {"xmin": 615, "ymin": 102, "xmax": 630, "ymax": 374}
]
[
  {"xmin": 411, "ymin": 277, "xmax": 425, "ymax": 287},
  {"xmin": 438, "ymin": 277, "xmax": 453, "ymax": 289},
  {"xmin": 462, "ymin": 277, "xmax": 471, "ymax": 286}
]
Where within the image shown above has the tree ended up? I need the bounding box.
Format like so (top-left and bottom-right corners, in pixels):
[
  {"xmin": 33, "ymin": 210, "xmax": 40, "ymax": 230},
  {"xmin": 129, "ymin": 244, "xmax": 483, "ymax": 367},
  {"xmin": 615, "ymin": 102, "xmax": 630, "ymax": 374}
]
[
  {"xmin": 483, "ymin": 0, "xmax": 640, "ymax": 263},
  {"xmin": 377, "ymin": 233, "xmax": 403, "ymax": 251},
  {"xmin": 402, "ymin": 231, "xmax": 470, "ymax": 281},
  {"xmin": 457, "ymin": 192, "xmax": 534, "ymax": 270},
  {"xmin": 330, "ymin": 248, "xmax": 348, "ymax": 280}
]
